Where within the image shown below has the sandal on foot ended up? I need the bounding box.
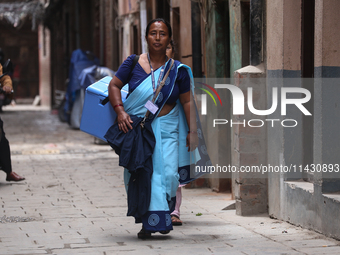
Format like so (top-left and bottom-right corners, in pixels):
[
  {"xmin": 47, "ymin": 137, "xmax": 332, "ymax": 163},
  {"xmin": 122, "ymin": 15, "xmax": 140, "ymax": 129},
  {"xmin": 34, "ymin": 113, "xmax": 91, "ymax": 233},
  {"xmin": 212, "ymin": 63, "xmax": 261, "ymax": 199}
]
[
  {"xmin": 171, "ymin": 215, "xmax": 183, "ymax": 226},
  {"xmin": 159, "ymin": 230, "xmax": 170, "ymax": 235},
  {"xmin": 137, "ymin": 227, "xmax": 151, "ymax": 239}
]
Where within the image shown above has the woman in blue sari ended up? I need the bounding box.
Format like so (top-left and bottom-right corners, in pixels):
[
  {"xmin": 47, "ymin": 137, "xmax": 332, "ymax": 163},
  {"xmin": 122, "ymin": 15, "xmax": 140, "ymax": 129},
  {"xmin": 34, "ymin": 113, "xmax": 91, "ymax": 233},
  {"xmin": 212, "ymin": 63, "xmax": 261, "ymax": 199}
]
[{"xmin": 107, "ymin": 18, "xmax": 204, "ymax": 239}]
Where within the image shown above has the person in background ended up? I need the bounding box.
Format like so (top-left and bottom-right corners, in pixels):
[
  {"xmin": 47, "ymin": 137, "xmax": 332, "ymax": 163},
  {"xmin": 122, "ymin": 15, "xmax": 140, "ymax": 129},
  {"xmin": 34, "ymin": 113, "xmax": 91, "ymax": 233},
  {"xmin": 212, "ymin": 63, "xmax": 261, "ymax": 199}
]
[
  {"xmin": 166, "ymin": 40, "xmax": 183, "ymax": 226},
  {"xmin": 0, "ymin": 48, "xmax": 25, "ymax": 182}
]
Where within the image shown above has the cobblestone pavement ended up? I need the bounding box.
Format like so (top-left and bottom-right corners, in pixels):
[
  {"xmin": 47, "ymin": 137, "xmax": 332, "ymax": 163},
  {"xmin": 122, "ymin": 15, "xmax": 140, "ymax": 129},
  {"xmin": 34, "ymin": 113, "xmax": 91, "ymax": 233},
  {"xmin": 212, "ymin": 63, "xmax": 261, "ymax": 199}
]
[{"xmin": 0, "ymin": 106, "xmax": 340, "ymax": 255}]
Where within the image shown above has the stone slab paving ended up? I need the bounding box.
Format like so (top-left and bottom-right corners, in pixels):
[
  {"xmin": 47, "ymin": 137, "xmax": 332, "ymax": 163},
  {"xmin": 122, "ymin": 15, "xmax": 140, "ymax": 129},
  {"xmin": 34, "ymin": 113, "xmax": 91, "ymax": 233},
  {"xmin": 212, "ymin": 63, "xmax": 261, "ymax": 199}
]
[{"xmin": 0, "ymin": 108, "xmax": 339, "ymax": 255}]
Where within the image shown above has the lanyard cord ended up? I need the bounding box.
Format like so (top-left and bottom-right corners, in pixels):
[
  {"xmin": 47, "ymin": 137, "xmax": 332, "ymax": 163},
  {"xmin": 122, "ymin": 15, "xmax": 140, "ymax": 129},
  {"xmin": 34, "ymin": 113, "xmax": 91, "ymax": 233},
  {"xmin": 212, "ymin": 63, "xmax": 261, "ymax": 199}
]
[{"xmin": 147, "ymin": 53, "xmax": 168, "ymax": 94}]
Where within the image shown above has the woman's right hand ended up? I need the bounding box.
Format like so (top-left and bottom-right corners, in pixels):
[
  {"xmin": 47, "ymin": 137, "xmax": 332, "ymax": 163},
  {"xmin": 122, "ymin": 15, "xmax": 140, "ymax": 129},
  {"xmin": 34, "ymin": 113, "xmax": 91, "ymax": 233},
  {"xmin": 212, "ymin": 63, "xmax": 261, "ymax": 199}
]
[
  {"xmin": 116, "ymin": 110, "xmax": 133, "ymax": 133},
  {"xmin": 108, "ymin": 76, "xmax": 133, "ymax": 133}
]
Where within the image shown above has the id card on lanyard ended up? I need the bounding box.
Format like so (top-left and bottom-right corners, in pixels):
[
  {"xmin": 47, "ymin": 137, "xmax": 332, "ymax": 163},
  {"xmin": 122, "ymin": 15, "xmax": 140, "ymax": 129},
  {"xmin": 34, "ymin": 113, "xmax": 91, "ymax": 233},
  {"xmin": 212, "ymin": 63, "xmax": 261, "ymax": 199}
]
[
  {"xmin": 145, "ymin": 53, "xmax": 167, "ymax": 114},
  {"xmin": 148, "ymin": 53, "xmax": 166, "ymax": 95}
]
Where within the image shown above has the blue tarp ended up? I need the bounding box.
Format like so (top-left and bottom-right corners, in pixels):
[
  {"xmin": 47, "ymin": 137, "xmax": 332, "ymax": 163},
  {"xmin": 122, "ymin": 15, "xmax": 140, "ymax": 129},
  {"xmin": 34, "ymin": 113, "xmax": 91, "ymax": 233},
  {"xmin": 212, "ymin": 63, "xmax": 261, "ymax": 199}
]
[
  {"xmin": 78, "ymin": 65, "xmax": 115, "ymax": 89},
  {"xmin": 64, "ymin": 49, "xmax": 100, "ymax": 123},
  {"xmin": 63, "ymin": 49, "xmax": 117, "ymax": 128},
  {"xmin": 68, "ymin": 49, "xmax": 100, "ymax": 93}
]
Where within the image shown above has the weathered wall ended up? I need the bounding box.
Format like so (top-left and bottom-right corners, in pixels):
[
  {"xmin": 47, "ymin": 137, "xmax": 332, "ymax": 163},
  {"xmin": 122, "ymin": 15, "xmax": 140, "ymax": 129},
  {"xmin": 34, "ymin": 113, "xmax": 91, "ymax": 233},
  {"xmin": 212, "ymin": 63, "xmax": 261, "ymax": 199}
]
[
  {"xmin": 314, "ymin": 0, "xmax": 340, "ymax": 72},
  {"xmin": 233, "ymin": 65, "xmax": 268, "ymax": 215},
  {"xmin": 171, "ymin": 0, "xmax": 192, "ymax": 68},
  {"xmin": 266, "ymin": 0, "xmax": 302, "ymax": 74},
  {"xmin": 266, "ymin": 0, "xmax": 340, "ymax": 239},
  {"xmin": 201, "ymin": 0, "xmax": 231, "ymax": 192},
  {"xmin": 119, "ymin": 0, "xmax": 139, "ymax": 16},
  {"xmin": 0, "ymin": 22, "xmax": 39, "ymax": 99},
  {"xmin": 313, "ymin": 0, "xmax": 340, "ymax": 239},
  {"xmin": 266, "ymin": 0, "xmax": 303, "ymax": 219},
  {"xmin": 38, "ymin": 25, "xmax": 51, "ymax": 107},
  {"xmin": 46, "ymin": 0, "xmax": 98, "ymax": 106},
  {"xmin": 104, "ymin": 0, "xmax": 114, "ymax": 69},
  {"xmin": 228, "ymin": 0, "xmax": 242, "ymax": 74},
  {"xmin": 204, "ymin": 1, "xmax": 217, "ymax": 78}
]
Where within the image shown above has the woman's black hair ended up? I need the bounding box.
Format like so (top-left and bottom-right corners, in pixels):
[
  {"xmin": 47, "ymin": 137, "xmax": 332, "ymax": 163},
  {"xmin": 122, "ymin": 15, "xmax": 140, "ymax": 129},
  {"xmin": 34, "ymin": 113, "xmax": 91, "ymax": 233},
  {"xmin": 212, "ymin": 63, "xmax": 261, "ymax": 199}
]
[
  {"xmin": 145, "ymin": 18, "xmax": 172, "ymax": 38},
  {"xmin": 167, "ymin": 39, "xmax": 176, "ymax": 54},
  {"xmin": 169, "ymin": 40, "xmax": 175, "ymax": 51}
]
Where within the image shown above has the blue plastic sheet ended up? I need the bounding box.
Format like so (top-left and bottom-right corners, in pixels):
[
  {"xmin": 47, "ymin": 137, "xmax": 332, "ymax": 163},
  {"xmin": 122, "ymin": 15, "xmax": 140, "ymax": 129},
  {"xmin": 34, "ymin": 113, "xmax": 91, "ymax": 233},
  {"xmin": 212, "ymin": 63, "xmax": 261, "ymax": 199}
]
[{"xmin": 64, "ymin": 49, "xmax": 99, "ymax": 123}]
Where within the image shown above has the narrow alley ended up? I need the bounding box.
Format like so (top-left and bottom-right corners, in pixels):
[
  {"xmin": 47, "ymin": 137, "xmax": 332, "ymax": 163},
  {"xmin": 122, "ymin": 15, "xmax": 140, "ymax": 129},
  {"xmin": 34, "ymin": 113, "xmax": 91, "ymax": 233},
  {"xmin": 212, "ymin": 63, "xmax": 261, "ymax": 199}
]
[{"xmin": 0, "ymin": 106, "xmax": 339, "ymax": 255}]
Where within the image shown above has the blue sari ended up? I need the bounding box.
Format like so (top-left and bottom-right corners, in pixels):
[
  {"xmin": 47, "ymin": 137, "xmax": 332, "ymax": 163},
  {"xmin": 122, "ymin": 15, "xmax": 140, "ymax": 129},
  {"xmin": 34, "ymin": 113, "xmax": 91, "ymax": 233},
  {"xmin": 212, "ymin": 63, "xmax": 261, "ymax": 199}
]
[{"xmin": 118, "ymin": 59, "xmax": 210, "ymax": 232}]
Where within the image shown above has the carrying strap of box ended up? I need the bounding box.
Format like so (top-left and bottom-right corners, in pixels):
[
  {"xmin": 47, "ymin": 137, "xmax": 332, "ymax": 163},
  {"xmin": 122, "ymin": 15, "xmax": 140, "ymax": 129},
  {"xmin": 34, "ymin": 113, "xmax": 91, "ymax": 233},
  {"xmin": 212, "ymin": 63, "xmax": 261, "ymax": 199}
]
[{"xmin": 101, "ymin": 55, "xmax": 140, "ymax": 106}]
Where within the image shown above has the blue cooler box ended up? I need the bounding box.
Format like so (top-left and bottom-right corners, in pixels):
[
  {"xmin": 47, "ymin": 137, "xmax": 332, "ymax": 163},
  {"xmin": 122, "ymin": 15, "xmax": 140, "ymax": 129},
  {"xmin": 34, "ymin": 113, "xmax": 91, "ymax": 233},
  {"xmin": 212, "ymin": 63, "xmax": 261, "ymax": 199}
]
[{"xmin": 80, "ymin": 76, "xmax": 128, "ymax": 141}]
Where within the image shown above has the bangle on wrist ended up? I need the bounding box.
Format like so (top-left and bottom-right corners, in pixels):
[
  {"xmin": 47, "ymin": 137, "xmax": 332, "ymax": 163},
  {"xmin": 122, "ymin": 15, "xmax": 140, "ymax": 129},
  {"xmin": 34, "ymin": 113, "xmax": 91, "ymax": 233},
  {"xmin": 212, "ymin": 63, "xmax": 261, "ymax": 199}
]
[
  {"xmin": 113, "ymin": 104, "xmax": 124, "ymax": 109},
  {"xmin": 188, "ymin": 130, "xmax": 197, "ymax": 134}
]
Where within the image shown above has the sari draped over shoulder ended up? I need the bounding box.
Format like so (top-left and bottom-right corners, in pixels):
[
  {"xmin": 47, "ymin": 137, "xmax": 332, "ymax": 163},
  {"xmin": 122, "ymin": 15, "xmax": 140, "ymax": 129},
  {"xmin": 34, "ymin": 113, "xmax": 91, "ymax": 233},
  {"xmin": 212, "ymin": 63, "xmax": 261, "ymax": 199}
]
[{"xmin": 106, "ymin": 59, "xmax": 211, "ymax": 233}]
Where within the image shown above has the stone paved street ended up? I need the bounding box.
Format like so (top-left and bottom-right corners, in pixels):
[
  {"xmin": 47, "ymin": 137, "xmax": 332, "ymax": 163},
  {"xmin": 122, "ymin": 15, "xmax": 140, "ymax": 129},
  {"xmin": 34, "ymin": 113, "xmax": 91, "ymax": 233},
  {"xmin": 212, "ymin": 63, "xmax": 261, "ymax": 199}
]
[{"xmin": 0, "ymin": 106, "xmax": 339, "ymax": 255}]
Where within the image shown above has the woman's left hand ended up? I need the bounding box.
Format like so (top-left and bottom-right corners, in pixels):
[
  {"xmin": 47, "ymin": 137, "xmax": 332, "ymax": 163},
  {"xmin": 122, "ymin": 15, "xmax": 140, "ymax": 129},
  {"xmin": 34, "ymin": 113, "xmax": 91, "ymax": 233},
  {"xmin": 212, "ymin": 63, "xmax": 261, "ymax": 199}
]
[{"xmin": 186, "ymin": 132, "xmax": 199, "ymax": 152}]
